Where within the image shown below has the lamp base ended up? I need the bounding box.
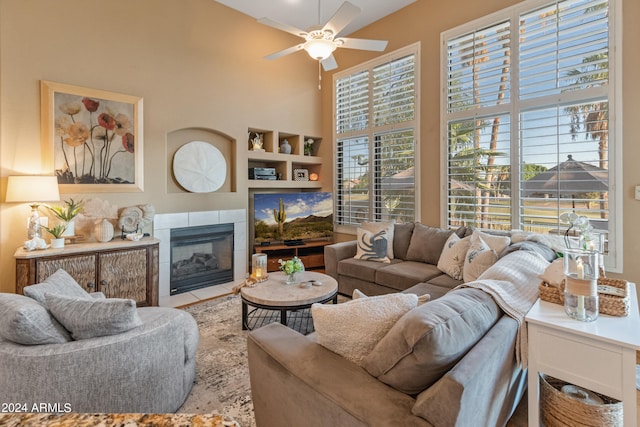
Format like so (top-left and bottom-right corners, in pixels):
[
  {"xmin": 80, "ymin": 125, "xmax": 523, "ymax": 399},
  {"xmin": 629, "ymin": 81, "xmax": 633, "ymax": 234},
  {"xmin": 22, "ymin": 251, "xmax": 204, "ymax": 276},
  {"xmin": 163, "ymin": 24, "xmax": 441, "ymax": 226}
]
[{"xmin": 27, "ymin": 204, "xmax": 41, "ymax": 240}]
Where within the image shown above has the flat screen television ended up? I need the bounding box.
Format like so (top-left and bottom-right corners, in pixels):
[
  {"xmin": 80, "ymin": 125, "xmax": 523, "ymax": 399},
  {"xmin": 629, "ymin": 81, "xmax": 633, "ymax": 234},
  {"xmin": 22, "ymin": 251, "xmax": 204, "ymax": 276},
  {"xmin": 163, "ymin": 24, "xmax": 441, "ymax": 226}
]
[{"xmin": 254, "ymin": 192, "xmax": 333, "ymax": 245}]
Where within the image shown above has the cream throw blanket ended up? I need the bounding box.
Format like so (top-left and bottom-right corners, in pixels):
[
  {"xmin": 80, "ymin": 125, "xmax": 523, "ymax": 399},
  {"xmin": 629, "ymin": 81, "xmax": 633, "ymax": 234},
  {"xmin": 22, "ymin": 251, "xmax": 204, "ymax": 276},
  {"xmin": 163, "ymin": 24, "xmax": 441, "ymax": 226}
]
[{"xmin": 454, "ymin": 250, "xmax": 550, "ymax": 368}]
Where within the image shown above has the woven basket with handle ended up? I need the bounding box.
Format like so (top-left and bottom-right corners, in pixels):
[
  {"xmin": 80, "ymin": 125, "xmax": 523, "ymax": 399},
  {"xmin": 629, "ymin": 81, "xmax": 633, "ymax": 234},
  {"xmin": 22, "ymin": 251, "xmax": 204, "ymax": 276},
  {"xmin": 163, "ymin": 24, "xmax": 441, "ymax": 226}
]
[{"xmin": 538, "ymin": 277, "xmax": 630, "ymax": 316}]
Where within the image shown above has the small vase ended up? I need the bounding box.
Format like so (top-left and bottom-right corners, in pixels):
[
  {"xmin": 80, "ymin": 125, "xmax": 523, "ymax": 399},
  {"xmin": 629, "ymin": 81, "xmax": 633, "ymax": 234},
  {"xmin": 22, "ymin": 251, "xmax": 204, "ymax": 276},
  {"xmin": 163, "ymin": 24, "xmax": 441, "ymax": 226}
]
[
  {"xmin": 285, "ymin": 272, "xmax": 298, "ymax": 285},
  {"xmin": 279, "ymin": 139, "xmax": 291, "ymax": 154},
  {"xmin": 61, "ymin": 221, "xmax": 75, "ymax": 237},
  {"xmin": 94, "ymin": 219, "xmax": 114, "ymax": 243},
  {"xmin": 50, "ymin": 238, "xmax": 65, "ymax": 249}
]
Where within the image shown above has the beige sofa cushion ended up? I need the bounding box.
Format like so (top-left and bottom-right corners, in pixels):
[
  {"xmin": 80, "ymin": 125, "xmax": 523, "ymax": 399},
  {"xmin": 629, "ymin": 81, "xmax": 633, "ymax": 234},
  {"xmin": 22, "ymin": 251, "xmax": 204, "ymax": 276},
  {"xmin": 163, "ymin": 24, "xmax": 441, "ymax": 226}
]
[
  {"xmin": 361, "ymin": 287, "xmax": 501, "ymax": 394},
  {"xmin": 311, "ymin": 293, "xmax": 418, "ymax": 365},
  {"xmin": 405, "ymin": 224, "xmax": 453, "ymax": 265},
  {"xmin": 375, "ymin": 261, "xmax": 442, "ymax": 291}
]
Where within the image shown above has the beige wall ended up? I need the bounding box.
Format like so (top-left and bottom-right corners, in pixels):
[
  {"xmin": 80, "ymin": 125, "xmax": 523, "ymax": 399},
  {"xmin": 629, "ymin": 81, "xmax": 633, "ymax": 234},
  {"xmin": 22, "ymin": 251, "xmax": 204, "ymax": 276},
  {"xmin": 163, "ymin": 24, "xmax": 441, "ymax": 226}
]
[
  {"xmin": 0, "ymin": 0, "xmax": 323, "ymax": 293},
  {"xmin": 322, "ymin": 0, "xmax": 640, "ymax": 285}
]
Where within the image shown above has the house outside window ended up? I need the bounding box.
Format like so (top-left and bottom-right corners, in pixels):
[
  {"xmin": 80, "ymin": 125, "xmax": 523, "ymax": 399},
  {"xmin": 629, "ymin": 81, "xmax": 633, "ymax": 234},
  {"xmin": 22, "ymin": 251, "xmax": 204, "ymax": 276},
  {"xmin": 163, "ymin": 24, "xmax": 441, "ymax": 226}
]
[
  {"xmin": 441, "ymin": 0, "xmax": 621, "ymax": 271},
  {"xmin": 334, "ymin": 43, "xmax": 420, "ymax": 232}
]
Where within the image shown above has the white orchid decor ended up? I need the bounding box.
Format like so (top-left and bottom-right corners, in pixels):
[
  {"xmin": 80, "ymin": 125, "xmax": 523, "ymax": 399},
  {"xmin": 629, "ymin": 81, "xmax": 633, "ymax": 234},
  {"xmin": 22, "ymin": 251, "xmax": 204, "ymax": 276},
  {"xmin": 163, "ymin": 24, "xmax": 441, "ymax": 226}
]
[{"xmin": 559, "ymin": 212, "xmax": 595, "ymax": 250}]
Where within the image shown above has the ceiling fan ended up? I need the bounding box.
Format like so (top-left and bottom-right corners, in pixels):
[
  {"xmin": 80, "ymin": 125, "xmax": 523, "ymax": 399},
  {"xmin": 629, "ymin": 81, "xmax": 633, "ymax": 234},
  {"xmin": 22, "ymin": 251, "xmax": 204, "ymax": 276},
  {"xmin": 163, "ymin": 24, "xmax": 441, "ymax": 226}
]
[{"xmin": 258, "ymin": 1, "xmax": 389, "ymax": 72}]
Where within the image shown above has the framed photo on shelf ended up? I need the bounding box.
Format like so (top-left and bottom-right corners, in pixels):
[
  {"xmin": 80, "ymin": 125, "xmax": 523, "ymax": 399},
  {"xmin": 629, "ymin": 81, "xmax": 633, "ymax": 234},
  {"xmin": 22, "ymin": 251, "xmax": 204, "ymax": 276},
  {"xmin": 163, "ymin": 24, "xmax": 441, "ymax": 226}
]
[
  {"xmin": 293, "ymin": 168, "xmax": 309, "ymax": 181},
  {"xmin": 41, "ymin": 80, "xmax": 144, "ymax": 192}
]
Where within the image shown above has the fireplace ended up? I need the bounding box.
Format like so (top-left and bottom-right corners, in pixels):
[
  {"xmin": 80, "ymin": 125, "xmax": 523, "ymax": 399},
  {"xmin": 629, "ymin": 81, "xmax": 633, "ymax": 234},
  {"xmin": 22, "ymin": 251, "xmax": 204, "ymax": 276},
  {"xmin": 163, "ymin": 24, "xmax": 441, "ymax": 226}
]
[{"xmin": 170, "ymin": 223, "xmax": 234, "ymax": 295}]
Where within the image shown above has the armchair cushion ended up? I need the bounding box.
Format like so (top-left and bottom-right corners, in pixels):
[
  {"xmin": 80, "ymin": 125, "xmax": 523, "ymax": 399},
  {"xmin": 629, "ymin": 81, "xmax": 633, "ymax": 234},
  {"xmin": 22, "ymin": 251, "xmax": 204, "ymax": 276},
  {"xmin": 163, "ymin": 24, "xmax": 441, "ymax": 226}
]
[
  {"xmin": 23, "ymin": 269, "xmax": 89, "ymax": 304},
  {"xmin": 0, "ymin": 293, "xmax": 71, "ymax": 345},
  {"xmin": 45, "ymin": 293, "xmax": 142, "ymax": 340}
]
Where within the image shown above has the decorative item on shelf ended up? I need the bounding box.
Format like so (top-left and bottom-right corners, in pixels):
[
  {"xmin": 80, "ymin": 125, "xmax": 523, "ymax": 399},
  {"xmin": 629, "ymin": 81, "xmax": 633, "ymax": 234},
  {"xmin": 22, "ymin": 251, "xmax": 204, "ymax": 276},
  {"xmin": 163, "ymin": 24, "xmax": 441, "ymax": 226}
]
[
  {"xmin": 173, "ymin": 141, "xmax": 226, "ymax": 193},
  {"xmin": 249, "ymin": 132, "xmax": 265, "ymax": 152},
  {"xmin": 94, "ymin": 218, "xmax": 115, "ymax": 243},
  {"xmin": 309, "ymin": 172, "xmax": 319, "ymax": 181},
  {"xmin": 293, "ymin": 169, "xmax": 309, "ymax": 181},
  {"xmin": 564, "ymin": 248, "xmax": 599, "ymax": 322},
  {"xmin": 279, "ymin": 139, "xmax": 291, "ymax": 154},
  {"xmin": 304, "ymin": 138, "xmax": 314, "ymax": 156},
  {"xmin": 118, "ymin": 204, "xmax": 155, "ymax": 239},
  {"xmin": 41, "ymin": 223, "xmax": 67, "ymax": 249},
  {"xmin": 5, "ymin": 175, "xmax": 61, "ymax": 240},
  {"xmin": 250, "ymin": 253, "xmax": 269, "ymax": 282},
  {"xmin": 45, "ymin": 198, "xmax": 83, "ymax": 237},
  {"xmin": 278, "ymin": 256, "xmax": 305, "ymax": 285}
]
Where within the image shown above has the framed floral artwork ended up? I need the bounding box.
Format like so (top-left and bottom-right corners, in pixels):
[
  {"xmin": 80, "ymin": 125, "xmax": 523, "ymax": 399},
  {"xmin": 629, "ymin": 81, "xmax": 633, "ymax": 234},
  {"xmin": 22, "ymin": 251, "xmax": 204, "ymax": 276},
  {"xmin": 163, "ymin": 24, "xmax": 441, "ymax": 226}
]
[{"xmin": 41, "ymin": 80, "xmax": 144, "ymax": 192}]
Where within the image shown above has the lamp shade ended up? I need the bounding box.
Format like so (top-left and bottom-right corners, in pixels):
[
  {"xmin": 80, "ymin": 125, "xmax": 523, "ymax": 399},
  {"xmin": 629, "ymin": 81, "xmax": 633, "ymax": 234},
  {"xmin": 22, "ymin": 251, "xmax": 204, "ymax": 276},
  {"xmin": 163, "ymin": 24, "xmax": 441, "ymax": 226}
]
[
  {"xmin": 6, "ymin": 175, "xmax": 60, "ymax": 203},
  {"xmin": 304, "ymin": 39, "xmax": 336, "ymax": 60}
]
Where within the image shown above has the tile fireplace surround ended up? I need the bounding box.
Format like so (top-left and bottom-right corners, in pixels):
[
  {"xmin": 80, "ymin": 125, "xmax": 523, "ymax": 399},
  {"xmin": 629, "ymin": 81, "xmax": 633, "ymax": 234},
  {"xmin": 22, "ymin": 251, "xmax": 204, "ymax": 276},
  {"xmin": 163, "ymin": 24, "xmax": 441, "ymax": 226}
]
[{"xmin": 153, "ymin": 209, "xmax": 247, "ymax": 307}]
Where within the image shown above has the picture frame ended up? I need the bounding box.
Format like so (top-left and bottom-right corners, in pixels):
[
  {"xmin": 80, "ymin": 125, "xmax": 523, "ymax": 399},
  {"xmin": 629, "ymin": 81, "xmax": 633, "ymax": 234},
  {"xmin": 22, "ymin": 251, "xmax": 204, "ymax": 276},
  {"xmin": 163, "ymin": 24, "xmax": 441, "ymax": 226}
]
[
  {"xmin": 293, "ymin": 168, "xmax": 309, "ymax": 181},
  {"xmin": 41, "ymin": 80, "xmax": 144, "ymax": 192}
]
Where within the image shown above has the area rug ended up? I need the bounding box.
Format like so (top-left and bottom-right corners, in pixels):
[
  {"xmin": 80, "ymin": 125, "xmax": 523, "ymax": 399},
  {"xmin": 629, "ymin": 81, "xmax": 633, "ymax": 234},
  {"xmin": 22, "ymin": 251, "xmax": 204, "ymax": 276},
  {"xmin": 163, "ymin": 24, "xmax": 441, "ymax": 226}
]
[{"xmin": 177, "ymin": 295, "xmax": 256, "ymax": 427}]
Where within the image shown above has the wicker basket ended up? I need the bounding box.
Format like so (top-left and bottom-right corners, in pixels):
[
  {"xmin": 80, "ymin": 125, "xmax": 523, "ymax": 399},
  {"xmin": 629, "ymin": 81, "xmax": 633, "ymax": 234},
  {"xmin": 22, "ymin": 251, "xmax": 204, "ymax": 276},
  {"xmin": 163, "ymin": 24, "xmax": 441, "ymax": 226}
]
[
  {"xmin": 538, "ymin": 277, "xmax": 630, "ymax": 316},
  {"xmin": 540, "ymin": 374, "xmax": 622, "ymax": 426}
]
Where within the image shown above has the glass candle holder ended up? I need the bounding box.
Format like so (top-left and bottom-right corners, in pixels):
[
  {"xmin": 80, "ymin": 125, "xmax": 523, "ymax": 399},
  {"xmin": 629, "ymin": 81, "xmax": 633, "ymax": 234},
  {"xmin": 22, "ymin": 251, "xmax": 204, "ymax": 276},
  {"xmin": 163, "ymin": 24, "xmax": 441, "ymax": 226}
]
[
  {"xmin": 251, "ymin": 253, "xmax": 268, "ymax": 282},
  {"xmin": 564, "ymin": 249, "xmax": 599, "ymax": 322}
]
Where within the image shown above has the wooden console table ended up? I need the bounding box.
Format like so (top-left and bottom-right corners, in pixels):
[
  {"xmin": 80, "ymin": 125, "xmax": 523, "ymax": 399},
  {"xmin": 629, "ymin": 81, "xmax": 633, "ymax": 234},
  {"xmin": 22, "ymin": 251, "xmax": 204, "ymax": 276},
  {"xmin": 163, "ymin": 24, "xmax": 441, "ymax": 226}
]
[
  {"xmin": 14, "ymin": 238, "xmax": 159, "ymax": 307},
  {"xmin": 526, "ymin": 283, "xmax": 640, "ymax": 426}
]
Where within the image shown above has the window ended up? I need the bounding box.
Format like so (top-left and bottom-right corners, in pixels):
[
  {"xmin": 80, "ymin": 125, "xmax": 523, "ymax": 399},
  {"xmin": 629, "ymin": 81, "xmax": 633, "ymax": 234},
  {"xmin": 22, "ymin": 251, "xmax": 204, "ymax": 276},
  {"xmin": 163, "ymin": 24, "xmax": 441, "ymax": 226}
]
[
  {"xmin": 334, "ymin": 44, "xmax": 419, "ymax": 230},
  {"xmin": 442, "ymin": 0, "xmax": 620, "ymax": 271}
]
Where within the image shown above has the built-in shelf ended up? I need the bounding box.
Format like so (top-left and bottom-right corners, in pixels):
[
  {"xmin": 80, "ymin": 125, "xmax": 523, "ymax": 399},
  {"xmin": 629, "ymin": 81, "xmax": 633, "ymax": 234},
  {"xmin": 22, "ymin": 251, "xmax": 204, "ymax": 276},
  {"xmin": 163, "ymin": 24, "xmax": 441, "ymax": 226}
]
[{"xmin": 247, "ymin": 128, "xmax": 323, "ymax": 189}]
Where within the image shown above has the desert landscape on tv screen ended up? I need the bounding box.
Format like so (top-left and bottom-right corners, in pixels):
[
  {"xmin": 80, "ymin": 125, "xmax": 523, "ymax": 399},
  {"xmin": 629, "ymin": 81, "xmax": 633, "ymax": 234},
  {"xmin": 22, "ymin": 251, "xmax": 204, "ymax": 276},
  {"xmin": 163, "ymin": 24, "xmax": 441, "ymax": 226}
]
[{"xmin": 254, "ymin": 192, "xmax": 333, "ymax": 244}]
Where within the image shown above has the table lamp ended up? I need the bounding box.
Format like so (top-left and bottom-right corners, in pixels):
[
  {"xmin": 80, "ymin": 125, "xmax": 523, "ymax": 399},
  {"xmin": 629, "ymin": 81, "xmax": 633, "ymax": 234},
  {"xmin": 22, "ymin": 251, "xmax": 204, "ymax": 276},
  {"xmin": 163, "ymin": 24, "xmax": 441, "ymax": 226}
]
[{"xmin": 6, "ymin": 175, "xmax": 61, "ymax": 239}]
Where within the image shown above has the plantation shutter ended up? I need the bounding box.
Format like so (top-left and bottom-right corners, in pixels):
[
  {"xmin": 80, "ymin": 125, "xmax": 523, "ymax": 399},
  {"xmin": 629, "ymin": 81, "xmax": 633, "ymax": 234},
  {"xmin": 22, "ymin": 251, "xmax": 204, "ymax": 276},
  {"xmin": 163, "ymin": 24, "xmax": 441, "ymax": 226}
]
[{"xmin": 335, "ymin": 46, "xmax": 418, "ymax": 227}]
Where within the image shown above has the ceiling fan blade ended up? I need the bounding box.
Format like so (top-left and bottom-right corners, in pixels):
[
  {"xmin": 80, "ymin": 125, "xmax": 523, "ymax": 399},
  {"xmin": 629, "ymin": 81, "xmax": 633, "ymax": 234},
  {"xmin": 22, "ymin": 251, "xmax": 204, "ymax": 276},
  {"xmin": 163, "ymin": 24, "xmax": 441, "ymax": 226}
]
[
  {"xmin": 321, "ymin": 54, "xmax": 338, "ymax": 71},
  {"xmin": 257, "ymin": 17, "xmax": 307, "ymax": 38},
  {"xmin": 338, "ymin": 37, "xmax": 388, "ymax": 52},
  {"xmin": 322, "ymin": 1, "xmax": 360, "ymax": 38},
  {"xmin": 264, "ymin": 44, "xmax": 305, "ymax": 60}
]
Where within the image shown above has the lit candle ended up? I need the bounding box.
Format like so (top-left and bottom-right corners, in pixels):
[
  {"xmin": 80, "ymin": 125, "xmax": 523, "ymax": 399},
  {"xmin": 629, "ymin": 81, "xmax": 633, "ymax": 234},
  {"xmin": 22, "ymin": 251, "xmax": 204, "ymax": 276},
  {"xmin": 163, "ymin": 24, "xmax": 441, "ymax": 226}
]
[
  {"xmin": 576, "ymin": 258, "xmax": 585, "ymax": 319},
  {"xmin": 576, "ymin": 258, "xmax": 584, "ymax": 280},
  {"xmin": 255, "ymin": 267, "xmax": 263, "ymax": 279}
]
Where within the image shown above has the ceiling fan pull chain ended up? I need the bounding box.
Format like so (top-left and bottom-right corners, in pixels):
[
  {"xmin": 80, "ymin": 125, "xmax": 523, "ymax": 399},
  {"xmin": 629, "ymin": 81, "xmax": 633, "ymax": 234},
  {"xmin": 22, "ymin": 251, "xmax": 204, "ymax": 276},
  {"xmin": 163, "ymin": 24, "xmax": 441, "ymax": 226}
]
[{"xmin": 318, "ymin": 60, "xmax": 322, "ymax": 90}]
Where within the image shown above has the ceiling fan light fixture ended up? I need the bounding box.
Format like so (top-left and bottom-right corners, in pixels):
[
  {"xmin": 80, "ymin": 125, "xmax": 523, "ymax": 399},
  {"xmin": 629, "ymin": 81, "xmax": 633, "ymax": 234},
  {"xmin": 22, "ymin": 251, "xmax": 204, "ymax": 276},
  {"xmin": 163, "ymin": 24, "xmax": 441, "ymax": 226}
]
[{"xmin": 304, "ymin": 39, "xmax": 336, "ymax": 60}]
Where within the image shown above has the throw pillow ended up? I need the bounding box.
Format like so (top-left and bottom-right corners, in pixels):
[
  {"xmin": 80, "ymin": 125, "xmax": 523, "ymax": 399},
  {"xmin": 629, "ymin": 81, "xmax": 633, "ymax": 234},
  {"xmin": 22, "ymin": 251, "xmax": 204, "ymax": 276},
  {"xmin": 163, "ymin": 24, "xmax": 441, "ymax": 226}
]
[
  {"xmin": 538, "ymin": 257, "xmax": 565, "ymax": 287},
  {"xmin": 311, "ymin": 293, "xmax": 418, "ymax": 365},
  {"xmin": 354, "ymin": 222, "xmax": 395, "ymax": 263},
  {"xmin": 352, "ymin": 288, "xmax": 430, "ymax": 305},
  {"xmin": 472, "ymin": 230, "xmax": 511, "ymax": 254},
  {"xmin": 463, "ymin": 233, "xmax": 498, "ymax": 282},
  {"xmin": 45, "ymin": 293, "xmax": 142, "ymax": 340},
  {"xmin": 405, "ymin": 223, "xmax": 454, "ymax": 265},
  {"xmin": 23, "ymin": 269, "xmax": 90, "ymax": 305},
  {"xmin": 0, "ymin": 293, "xmax": 71, "ymax": 345},
  {"xmin": 437, "ymin": 233, "xmax": 472, "ymax": 280}
]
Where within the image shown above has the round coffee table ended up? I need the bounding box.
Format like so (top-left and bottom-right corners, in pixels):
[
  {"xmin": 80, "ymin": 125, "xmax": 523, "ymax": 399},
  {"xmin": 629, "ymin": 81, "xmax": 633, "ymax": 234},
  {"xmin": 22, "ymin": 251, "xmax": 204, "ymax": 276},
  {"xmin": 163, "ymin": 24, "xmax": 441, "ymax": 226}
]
[{"xmin": 240, "ymin": 271, "xmax": 338, "ymax": 334}]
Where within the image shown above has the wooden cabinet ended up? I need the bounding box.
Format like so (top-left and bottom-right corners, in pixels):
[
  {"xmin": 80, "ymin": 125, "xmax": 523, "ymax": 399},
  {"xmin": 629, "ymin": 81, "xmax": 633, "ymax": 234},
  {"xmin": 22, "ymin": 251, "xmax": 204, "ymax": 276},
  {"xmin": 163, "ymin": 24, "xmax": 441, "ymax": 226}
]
[
  {"xmin": 248, "ymin": 128, "xmax": 323, "ymax": 189},
  {"xmin": 15, "ymin": 238, "xmax": 159, "ymax": 306},
  {"xmin": 254, "ymin": 241, "xmax": 330, "ymax": 272}
]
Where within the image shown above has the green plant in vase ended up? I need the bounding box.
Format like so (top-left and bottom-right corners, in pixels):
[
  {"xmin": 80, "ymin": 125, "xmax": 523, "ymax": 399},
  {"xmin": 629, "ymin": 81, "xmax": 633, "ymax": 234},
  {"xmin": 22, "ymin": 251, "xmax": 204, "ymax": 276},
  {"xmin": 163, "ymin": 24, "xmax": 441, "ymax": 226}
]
[
  {"xmin": 46, "ymin": 198, "xmax": 83, "ymax": 236},
  {"xmin": 41, "ymin": 223, "xmax": 68, "ymax": 248},
  {"xmin": 278, "ymin": 256, "xmax": 305, "ymax": 284}
]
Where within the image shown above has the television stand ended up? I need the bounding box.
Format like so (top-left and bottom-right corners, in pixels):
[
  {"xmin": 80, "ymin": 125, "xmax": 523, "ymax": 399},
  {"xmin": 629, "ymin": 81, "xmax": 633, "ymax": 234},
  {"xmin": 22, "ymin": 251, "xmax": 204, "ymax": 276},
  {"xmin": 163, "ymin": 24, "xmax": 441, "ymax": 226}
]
[
  {"xmin": 284, "ymin": 239, "xmax": 305, "ymax": 246},
  {"xmin": 254, "ymin": 240, "xmax": 331, "ymax": 272}
]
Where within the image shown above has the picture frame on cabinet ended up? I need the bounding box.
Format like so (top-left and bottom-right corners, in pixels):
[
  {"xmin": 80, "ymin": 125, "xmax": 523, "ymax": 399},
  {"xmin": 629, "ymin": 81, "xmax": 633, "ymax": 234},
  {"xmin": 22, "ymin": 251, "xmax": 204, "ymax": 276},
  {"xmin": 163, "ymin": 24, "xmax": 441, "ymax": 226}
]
[
  {"xmin": 293, "ymin": 168, "xmax": 309, "ymax": 181},
  {"xmin": 40, "ymin": 80, "xmax": 144, "ymax": 192}
]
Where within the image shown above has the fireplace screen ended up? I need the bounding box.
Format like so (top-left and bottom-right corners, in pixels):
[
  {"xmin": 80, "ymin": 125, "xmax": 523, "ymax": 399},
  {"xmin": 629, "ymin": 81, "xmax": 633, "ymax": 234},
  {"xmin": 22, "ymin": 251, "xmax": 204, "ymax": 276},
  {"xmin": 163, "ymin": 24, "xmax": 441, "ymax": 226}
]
[{"xmin": 170, "ymin": 223, "xmax": 234, "ymax": 295}]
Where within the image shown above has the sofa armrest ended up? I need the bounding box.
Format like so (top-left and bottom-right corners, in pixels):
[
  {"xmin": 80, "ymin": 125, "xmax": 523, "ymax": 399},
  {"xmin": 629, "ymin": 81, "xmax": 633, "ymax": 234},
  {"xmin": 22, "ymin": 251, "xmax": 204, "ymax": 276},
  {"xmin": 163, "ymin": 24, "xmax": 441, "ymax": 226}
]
[
  {"xmin": 412, "ymin": 315, "xmax": 525, "ymax": 427},
  {"xmin": 247, "ymin": 323, "xmax": 429, "ymax": 427},
  {"xmin": 324, "ymin": 240, "xmax": 357, "ymax": 281}
]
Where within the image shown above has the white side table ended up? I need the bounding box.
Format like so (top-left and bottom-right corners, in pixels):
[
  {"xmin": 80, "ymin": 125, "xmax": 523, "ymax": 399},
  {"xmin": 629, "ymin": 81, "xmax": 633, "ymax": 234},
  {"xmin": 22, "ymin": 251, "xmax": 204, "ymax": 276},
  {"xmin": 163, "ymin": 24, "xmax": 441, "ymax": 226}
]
[{"xmin": 526, "ymin": 283, "xmax": 640, "ymax": 426}]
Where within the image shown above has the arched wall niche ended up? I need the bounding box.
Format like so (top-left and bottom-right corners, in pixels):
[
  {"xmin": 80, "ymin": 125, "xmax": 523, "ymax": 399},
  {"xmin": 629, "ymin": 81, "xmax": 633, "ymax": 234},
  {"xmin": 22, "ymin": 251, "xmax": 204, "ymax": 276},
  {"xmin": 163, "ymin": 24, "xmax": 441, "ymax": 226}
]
[{"xmin": 166, "ymin": 127, "xmax": 236, "ymax": 193}]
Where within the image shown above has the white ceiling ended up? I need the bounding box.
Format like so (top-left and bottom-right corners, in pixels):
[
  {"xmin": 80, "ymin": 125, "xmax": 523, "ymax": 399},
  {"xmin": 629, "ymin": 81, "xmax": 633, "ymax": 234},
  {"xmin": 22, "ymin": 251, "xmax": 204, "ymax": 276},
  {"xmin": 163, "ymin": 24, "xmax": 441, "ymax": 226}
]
[{"xmin": 215, "ymin": 0, "xmax": 416, "ymax": 36}]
